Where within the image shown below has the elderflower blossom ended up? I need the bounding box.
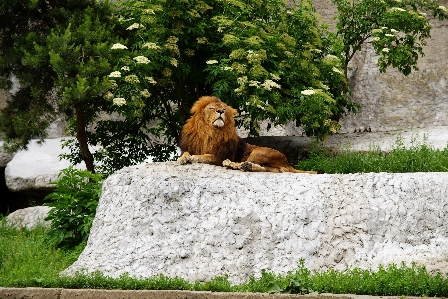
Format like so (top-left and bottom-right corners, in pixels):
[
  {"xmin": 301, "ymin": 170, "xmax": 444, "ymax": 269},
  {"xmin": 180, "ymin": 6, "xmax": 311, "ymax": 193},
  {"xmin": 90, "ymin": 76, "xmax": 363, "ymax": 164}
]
[
  {"xmin": 103, "ymin": 91, "xmax": 114, "ymax": 100},
  {"xmin": 124, "ymin": 74, "xmax": 140, "ymax": 84},
  {"xmin": 206, "ymin": 60, "xmax": 219, "ymax": 64},
  {"xmin": 270, "ymin": 73, "xmax": 281, "ymax": 81},
  {"xmin": 372, "ymin": 37, "xmax": 381, "ymax": 42},
  {"xmin": 140, "ymin": 89, "xmax": 151, "ymax": 98},
  {"xmin": 113, "ymin": 98, "xmax": 126, "ymax": 106},
  {"xmin": 108, "ymin": 71, "xmax": 121, "ymax": 78},
  {"xmin": 127, "ymin": 23, "xmax": 143, "ymax": 30},
  {"xmin": 301, "ymin": 90, "xmax": 315, "ymax": 96},
  {"xmin": 389, "ymin": 7, "xmax": 406, "ymax": 12},
  {"xmin": 221, "ymin": 66, "xmax": 233, "ymax": 71},
  {"xmin": 385, "ymin": 34, "xmax": 395, "ymax": 37},
  {"xmin": 145, "ymin": 77, "xmax": 157, "ymax": 84},
  {"xmin": 390, "ymin": 29, "xmax": 398, "ymax": 33},
  {"xmin": 332, "ymin": 67, "xmax": 343, "ymax": 75},
  {"xmin": 261, "ymin": 79, "xmax": 281, "ymax": 91},
  {"xmin": 237, "ymin": 76, "xmax": 248, "ymax": 85},
  {"xmin": 142, "ymin": 42, "xmax": 161, "ymax": 50},
  {"xmin": 121, "ymin": 66, "xmax": 130, "ymax": 71},
  {"xmin": 249, "ymin": 80, "xmax": 261, "ymax": 88},
  {"xmin": 372, "ymin": 29, "xmax": 383, "ymax": 33},
  {"xmin": 382, "ymin": 48, "xmax": 390, "ymax": 53},
  {"xmin": 197, "ymin": 37, "xmax": 208, "ymax": 44},
  {"xmin": 170, "ymin": 58, "xmax": 178, "ymax": 67},
  {"xmin": 439, "ymin": 5, "xmax": 447, "ymax": 11},
  {"xmin": 133, "ymin": 56, "xmax": 150, "ymax": 64},
  {"xmin": 111, "ymin": 43, "xmax": 128, "ymax": 50}
]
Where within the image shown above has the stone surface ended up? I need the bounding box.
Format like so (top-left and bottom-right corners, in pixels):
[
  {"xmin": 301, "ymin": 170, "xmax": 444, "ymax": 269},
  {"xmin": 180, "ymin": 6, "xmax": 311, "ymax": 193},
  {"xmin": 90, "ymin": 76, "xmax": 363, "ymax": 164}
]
[
  {"xmin": 63, "ymin": 162, "xmax": 448, "ymax": 283},
  {"xmin": 6, "ymin": 206, "xmax": 51, "ymax": 229},
  {"xmin": 0, "ymin": 141, "xmax": 15, "ymax": 167},
  {"xmin": 5, "ymin": 138, "xmax": 85, "ymax": 193}
]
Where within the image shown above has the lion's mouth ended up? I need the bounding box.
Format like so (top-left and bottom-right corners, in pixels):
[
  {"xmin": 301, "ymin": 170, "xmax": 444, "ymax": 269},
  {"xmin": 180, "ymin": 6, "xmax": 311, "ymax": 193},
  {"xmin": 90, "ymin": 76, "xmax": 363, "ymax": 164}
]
[{"xmin": 213, "ymin": 117, "xmax": 225, "ymax": 127}]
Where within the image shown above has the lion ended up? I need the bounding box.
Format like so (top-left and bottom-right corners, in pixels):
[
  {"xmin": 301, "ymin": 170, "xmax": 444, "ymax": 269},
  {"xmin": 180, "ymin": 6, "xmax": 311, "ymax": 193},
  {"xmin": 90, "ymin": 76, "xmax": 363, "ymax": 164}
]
[{"xmin": 177, "ymin": 96, "xmax": 319, "ymax": 174}]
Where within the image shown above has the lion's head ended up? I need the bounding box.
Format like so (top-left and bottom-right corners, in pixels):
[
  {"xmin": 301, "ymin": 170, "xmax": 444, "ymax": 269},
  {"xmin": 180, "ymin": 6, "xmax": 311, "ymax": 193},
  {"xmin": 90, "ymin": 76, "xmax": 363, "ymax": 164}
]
[
  {"xmin": 179, "ymin": 96, "xmax": 241, "ymax": 164},
  {"xmin": 189, "ymin": 96, "xmax": 237, "ymax": 128}
]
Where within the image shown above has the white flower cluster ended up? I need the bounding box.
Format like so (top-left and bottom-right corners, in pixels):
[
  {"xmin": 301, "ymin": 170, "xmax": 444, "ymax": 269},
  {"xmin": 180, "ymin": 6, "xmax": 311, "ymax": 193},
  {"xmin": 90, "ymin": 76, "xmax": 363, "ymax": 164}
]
[
  {"xmin": 170, "ymin": 58, "xmax": 178, "ymax": 67},
  {"xmin": 113, "ymin": 98, "xmax": 126, "ymax": 106},
  {"xmin": 439, "ymin": 5, "xmax": 447, "ymax": 11},
  {"xmin": 382, "ymin": 48, "xmax": 390, "ymax": 53},
  {"xmin": 141, "ymin": 89, "xmax": 151, "ymax": 98},
  {"xmin": 332, "ymin": 67, "xmax": 343, "ymax": 75},
  {"xmin": 127, "ymin": 23, "xmax": 144, "ymax": 30},
  {"xmin": 121, "ymin": 66, "xmax": 130, "ymax": 71},
  {"xmin": 145, "ymin": 77, "xmax": 157, "ymax": 85},
  {"xmin": 301, "ymin": 90, "xmax": 315, "ymax": 96},
  {"xmin": 133, "ymin": 56, "xmax": 150, "ymax": 64},
  {"xmin": 142, "ymin": 42, "xmax": 161, "ymax": 50},
  {"xmin": 109, "ymin": 71, "xmax": 121, "ymax": 78},
  {"xmin": 372, "ymin": 37, "xmax": 381, "ymax": 42},
  {"xmin": 261, "ymin": 79, "xmax": 281, "ymax": 91},
  {"xmin": 389, "ymin": 7, "xmax": 406, "ymax": 12},
  {"xmin": 111, "ymin": 43, "xmax": 128, "ymax": 50},
  {"xmin": 206, "ymin": 60, "xmax": 218, "ymax": 64}
]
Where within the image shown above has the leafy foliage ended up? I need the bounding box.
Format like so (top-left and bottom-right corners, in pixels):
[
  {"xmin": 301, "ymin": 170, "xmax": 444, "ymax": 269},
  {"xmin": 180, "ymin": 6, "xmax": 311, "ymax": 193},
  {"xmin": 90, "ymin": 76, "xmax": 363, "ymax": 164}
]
[
  {"xmin": 108, "ymin": 0, "xmax": 352, "ymax": 148},
  {"xmin": 333, "ymin": 0, "xmax": 448, "ymax": 77},
  {"xmin": 44, "ymin": 167, "xmax": 103, "ymax": 248}
]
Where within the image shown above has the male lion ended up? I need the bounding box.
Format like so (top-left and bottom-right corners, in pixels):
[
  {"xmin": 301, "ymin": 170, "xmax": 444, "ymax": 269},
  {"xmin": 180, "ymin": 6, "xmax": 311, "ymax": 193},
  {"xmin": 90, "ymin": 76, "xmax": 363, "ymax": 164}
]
[{"xmin": 177, "ymin": 96, "xmax": 318, "ymax": 174}]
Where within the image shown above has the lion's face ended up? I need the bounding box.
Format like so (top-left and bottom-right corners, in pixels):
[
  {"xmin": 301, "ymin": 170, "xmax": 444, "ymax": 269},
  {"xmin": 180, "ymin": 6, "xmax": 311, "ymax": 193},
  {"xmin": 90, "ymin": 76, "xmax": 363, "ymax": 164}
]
[{"xmin": 204, "ymin": 102, "xmax": 230, "ymax": 128}]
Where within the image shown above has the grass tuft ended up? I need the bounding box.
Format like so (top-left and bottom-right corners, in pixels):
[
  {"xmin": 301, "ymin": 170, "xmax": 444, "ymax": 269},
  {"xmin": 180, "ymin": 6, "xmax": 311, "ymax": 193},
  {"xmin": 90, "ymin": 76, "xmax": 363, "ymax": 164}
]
[{"xmin": 297, "ymin": 133, "xmax": 448, "ymax": 173}]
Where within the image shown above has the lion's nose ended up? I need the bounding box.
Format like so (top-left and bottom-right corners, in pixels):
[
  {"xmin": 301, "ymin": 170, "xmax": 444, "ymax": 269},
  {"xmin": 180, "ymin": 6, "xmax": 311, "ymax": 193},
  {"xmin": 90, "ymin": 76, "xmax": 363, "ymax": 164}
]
[{"xmin": 217, "ymin": 109, "xmax": 225, "ymax": 114}]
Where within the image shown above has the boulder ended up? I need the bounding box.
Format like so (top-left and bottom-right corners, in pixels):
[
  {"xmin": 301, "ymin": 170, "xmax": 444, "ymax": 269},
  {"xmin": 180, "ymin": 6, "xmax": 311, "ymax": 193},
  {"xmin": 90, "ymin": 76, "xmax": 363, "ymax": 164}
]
[
  {"xmin": 63, "ymin": 162, "xmax": 448, "ymax": 283},
  {"xmin": 6, "ymin": 206, "xmax": 51, "ymax": 230},
  {"xmin": 5, "ymin": 138, "xmax": 85, "ymax": 193}
]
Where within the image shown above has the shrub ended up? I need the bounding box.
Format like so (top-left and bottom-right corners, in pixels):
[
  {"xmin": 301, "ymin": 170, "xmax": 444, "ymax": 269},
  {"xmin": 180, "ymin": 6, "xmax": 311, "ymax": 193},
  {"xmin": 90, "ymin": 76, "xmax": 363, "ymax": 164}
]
[{"xmin": 44, "ymin": 167, "xmax": 104, "ymax": 248}]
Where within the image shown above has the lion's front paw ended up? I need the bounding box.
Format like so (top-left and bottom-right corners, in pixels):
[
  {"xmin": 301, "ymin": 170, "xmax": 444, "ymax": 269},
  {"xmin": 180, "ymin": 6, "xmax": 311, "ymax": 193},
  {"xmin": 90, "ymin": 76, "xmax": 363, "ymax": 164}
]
[
  {"xmin": 222, "ymin": 159, "xmax": 232, "ymax": 167},
  {"xmin": 241, "ymin": 161, "xmax": 253, "ymax": 172},
  {"xmin": 177, "ymin": 152, "xmax": 191, "ymax": 165}
]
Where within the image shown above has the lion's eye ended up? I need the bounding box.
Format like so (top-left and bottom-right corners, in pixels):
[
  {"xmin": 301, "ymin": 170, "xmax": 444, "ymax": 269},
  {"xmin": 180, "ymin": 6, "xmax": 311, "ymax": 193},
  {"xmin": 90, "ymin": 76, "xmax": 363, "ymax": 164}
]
[{"xmin": 209, "ymin": 107, "xmax": 215, "ymax": 110}]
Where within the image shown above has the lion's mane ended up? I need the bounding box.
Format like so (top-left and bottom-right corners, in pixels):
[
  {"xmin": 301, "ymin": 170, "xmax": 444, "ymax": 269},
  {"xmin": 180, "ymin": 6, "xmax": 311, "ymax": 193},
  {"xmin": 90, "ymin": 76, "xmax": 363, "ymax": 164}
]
[{"xmin": 179, "ymin": 96, "xmax": 246, "ymax": 165}]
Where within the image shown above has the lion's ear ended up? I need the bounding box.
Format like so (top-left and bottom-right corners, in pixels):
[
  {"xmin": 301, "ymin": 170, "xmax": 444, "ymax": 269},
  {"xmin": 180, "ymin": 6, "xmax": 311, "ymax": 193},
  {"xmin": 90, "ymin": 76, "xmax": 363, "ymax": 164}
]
[{"xmin": 227, "ymin": 106, "xmax": 238, "ymax": 116}]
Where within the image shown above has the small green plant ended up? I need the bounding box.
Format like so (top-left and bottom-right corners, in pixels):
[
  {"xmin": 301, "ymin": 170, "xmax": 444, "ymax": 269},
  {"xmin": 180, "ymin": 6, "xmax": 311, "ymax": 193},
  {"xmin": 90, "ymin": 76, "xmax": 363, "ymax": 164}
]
[{"xmin": 44, "ymin": 167, "xmax": 104, "ymax": 248}]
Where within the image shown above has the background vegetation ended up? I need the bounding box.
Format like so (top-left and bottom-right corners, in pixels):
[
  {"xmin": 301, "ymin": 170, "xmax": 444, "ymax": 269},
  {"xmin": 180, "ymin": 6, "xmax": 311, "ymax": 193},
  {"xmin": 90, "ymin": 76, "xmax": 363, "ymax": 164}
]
[{"xmin": 1, "ymin": 0, "xmax": 447, "ymax": 175}]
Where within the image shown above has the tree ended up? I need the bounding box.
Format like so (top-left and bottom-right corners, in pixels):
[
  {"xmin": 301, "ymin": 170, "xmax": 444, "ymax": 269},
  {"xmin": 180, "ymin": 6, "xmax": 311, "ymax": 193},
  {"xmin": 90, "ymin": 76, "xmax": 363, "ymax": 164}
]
[
  {"xmin": 0, "ymin": 0, "xmax": 121, "ymax": 173},
  {"xmin": 101, "ymin": 0, "xmax": 351, "ymax": 173},
  {"xmin": 333, "ymin": 0, "xmax": 448, "ymax": 79}
]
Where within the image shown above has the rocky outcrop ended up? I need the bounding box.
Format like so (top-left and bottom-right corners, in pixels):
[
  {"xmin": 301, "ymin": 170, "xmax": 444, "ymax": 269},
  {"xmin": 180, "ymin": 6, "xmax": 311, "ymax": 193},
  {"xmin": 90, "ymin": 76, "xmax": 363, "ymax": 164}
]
[
  {"xmin": 6, "ymin": 206, "xmax": 51, "ymax": 229},
  {"xmin": 63, "ymin": 162, "xmax": 448, "ymax": 283}
]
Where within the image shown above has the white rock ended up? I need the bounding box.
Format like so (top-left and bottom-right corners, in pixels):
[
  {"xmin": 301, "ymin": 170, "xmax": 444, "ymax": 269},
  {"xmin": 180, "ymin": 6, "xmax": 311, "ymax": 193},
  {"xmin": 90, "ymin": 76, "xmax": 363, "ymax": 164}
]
[
  {"xmin": 5, "ymin": 138, "xmax": 85, "ymax": 192},
  {"xmin": 63, "ymin": 162, "xmax": 448, "ymax": 283},
  {"xmin": 6, "ymin": 206, "xmax": 51, "ymax": 229}
]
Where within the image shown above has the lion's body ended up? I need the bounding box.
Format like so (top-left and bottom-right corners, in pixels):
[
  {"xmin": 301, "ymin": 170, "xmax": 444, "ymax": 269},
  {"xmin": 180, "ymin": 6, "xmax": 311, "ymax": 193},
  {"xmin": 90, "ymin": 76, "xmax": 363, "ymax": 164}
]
[{"xmin": 178, "ymin": 96, "xmax": 318, "ymax": 174}]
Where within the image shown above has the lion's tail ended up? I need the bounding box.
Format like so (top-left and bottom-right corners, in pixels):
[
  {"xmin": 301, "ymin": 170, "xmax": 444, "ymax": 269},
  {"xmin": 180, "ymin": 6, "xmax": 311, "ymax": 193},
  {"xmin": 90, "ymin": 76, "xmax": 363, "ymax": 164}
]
[{"xmin": 288, "ymin": 167, "xmax": 324, "ymax": 174}]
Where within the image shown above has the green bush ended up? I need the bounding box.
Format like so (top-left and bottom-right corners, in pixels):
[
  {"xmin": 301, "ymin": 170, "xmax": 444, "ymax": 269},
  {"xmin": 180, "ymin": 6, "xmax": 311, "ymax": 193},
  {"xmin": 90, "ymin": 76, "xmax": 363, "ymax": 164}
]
[{"xmin": 44, "ymin": 167, "xmax": 104, "ymax": 248}]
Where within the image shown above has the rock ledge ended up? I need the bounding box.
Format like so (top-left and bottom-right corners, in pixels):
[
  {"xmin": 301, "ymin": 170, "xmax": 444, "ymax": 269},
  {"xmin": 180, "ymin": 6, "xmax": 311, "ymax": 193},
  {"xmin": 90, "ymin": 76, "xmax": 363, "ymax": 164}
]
[{"xmin": 63, "ymin": 162, "xmax": 448, "ymax": 283}]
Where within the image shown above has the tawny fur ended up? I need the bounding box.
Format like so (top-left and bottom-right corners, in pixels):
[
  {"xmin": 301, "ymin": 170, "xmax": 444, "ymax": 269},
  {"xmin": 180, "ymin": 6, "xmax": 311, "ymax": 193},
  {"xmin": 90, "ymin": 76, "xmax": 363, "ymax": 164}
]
[{"xmin": 178, "ymin": 96, "xmax": 318, "ymax": 174}]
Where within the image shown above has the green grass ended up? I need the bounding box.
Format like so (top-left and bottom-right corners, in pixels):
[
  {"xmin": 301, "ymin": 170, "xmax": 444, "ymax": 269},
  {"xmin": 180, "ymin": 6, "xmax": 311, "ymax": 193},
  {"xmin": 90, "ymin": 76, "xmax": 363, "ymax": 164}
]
[
  {"xmin": 1, "ymin": 222, "xmax": 448, "ymax": 296},
  {"xmin": 297, "ymin": 133, "xmax": 448, "ymax": 173}
]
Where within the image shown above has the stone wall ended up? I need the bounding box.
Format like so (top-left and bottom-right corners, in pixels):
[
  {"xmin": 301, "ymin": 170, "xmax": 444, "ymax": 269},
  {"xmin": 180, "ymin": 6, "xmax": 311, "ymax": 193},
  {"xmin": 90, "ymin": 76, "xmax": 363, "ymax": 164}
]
[{"xmin": 314, "ymin": 0, "xmax": 448, "ymax": 133}]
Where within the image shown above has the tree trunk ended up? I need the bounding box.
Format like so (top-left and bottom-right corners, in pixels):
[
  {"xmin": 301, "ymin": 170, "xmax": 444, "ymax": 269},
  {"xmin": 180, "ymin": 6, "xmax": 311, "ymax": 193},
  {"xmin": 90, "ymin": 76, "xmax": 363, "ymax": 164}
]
[{"xmin": 75, "ymin": 105, "xmax": 95, "ymax": 173}]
